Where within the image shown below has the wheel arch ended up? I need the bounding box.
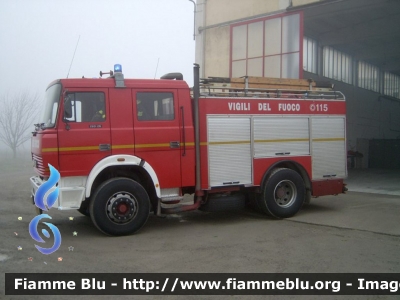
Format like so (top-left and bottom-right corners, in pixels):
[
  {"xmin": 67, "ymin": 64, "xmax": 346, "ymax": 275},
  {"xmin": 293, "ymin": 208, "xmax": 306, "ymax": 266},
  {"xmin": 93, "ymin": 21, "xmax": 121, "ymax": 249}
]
[
  {"xmin": 85, "ymin": 155, "xmax": 160, "ymax": 202},
  {"xmin": 260, "ymin": 160, "xmax": 311, "ymax": 192}
]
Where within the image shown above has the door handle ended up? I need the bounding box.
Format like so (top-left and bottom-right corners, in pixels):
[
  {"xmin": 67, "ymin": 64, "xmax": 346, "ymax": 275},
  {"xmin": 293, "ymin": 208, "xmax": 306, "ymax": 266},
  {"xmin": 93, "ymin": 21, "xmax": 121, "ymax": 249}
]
[
  {"xmin": 99, "ymin": 144, "xmax": 111, "ymax": 151},
  {"xmin": 170, "ymin": 141, "xmax": 180, "ymax": 149}
]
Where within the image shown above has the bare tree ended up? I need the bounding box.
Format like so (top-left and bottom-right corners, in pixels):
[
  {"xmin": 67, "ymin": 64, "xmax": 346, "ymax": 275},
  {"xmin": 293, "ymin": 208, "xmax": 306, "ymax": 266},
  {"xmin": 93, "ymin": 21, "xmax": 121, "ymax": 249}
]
[{"xmin": 0, "ymin": 92, "xmax": 40, "ymax": 159}]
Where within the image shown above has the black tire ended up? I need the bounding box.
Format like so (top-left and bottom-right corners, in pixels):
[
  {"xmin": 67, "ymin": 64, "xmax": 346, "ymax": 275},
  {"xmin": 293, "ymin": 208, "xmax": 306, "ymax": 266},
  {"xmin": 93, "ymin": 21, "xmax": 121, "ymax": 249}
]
[
  {"xmin": 89, "ymin": 178, "xmax": 150, "ymax": 236},
  {"xmin": 257, "ymin": 168, "xmax": 305, "ymax": 218}
]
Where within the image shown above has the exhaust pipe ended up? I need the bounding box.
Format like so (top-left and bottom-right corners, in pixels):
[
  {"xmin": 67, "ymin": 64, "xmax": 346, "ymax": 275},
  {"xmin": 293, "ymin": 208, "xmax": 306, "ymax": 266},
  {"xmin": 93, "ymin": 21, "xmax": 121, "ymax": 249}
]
[
  {"xmin": 160, "ymin": 64, "xmax": 203, "ymax": 215},
  {"xmin": 193, "ymin": 63, "xmax": 203, "ymax": 200}
]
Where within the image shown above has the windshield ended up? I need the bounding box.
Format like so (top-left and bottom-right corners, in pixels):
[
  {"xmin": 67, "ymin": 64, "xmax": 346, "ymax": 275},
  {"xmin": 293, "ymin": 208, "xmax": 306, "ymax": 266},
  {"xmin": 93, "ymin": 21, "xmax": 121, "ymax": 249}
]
[{"xmin": 41, "ymin": 83, "xmax": 61, "ymax": 129}]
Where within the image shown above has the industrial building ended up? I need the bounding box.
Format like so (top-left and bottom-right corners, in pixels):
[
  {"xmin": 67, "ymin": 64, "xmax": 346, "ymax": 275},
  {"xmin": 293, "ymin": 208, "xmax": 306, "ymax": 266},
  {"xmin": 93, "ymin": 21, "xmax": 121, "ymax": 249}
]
[{"xmin": 193, "ymin": 0, "xmax": 400, "ymax": 169}]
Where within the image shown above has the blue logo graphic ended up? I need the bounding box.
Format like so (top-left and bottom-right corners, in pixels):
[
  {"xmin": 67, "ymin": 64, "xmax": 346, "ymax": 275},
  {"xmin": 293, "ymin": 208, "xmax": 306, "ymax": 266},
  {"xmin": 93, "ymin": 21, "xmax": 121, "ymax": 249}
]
[
  {"xmin": 29, "ymin": 164, "xmax": 62, "ymax": 255},
  {"xmin": 34, "ymin": 164, "xmax": 60, "ymax": 211},
  {"xmin": 29, "ymin": 214, "xmax": 62, "ymax": 255}
]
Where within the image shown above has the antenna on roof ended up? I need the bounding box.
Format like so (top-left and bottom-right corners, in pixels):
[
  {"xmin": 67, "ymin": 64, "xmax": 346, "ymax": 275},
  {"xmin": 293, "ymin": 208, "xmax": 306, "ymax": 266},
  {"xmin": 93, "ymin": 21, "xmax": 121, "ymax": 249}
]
[
  {"xmin": 66, "ymin": 35, "xmax": 81, "ymax": 78},
  {"xmin": 154, "ymin": 58, "xmax": 160, "ymax": 79}
]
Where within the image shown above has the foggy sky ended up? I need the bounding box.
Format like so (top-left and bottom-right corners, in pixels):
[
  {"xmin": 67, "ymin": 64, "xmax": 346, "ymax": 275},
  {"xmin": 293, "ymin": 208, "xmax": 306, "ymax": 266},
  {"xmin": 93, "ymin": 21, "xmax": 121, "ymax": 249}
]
[{"xmin": 0, "ymin": 0, "xmax": 196, "ymax": 99}]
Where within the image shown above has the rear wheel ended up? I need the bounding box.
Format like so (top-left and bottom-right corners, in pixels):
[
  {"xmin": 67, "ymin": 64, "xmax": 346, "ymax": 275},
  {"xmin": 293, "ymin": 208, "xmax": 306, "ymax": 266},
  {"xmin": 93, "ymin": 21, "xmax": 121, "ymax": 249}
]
[
  {"xmin": 257, "ymin": 168, "xmax": 305, "ymax": 218},
  {"xmin": 89, "ymin": 178, "xmax": 150, "ymax": 236}
]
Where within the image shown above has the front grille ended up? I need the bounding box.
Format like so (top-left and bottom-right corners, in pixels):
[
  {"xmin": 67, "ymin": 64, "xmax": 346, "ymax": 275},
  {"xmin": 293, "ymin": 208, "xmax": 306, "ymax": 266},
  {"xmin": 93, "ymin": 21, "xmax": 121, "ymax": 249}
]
[{"xmin": 32, "ymin": 153, "xmax": 45, "ymax": 176}]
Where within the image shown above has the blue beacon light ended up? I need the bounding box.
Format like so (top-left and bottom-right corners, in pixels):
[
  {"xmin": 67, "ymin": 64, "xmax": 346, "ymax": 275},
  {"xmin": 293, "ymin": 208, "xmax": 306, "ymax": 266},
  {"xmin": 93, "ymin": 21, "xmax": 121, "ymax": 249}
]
[{"xmin": 114, "ymin": 64, "xmax": 122, "ymax": 73}]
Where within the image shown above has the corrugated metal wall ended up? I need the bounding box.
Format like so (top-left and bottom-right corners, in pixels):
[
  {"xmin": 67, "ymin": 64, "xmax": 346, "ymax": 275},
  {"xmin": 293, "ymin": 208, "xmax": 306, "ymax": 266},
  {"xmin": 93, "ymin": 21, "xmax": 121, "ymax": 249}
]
[{"xmin": 369, "ymin": 139, "xmax": 400, "ymax": 169}]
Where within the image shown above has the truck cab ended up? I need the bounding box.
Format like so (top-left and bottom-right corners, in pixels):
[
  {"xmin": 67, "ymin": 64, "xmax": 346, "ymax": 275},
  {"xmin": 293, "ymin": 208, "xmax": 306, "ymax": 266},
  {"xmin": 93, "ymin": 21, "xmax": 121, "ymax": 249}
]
[{"xmin": 31, "ymin": 65, "xmax": 195, "ymax": 235}]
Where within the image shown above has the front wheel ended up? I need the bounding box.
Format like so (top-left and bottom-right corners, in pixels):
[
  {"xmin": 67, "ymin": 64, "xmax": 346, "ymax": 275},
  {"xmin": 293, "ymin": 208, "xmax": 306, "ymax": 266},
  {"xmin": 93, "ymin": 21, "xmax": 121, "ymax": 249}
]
[
  {"xmin": 89, "ymin": 178, "xmax": 150, "ymax": 236},
  {"xmin": 257, "ymin": 168, "xmax": 305, "ymax": 218}
]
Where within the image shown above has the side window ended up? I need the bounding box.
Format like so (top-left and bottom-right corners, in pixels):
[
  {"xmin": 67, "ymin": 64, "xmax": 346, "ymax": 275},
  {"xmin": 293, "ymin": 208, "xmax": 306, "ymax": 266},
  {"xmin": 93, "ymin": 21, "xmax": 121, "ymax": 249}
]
[
  {"xmin": 64, "ymin": 92, "xmax": 106, "ymax": 122},
  {"xmin": 136, "ymin": 92, "xmax": 174, "ymax": 121}
]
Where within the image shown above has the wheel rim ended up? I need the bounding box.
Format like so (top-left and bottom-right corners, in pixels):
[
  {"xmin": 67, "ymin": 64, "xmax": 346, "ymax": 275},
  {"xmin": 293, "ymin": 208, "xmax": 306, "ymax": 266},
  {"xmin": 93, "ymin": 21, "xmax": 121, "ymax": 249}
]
[
  {"xmin": 106, "ymin": 192, "xmax": 138, "ymax": 224},
  {"xmin": 273, "ymin": 180, "xmax": 297, "ymax": 207}
]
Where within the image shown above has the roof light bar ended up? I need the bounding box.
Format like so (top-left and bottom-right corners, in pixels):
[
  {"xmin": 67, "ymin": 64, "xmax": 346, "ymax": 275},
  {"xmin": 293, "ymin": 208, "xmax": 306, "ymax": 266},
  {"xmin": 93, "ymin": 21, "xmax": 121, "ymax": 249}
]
[{"xmin": 114, "ymin": 64, "xmax": 122, "ymax": 73}]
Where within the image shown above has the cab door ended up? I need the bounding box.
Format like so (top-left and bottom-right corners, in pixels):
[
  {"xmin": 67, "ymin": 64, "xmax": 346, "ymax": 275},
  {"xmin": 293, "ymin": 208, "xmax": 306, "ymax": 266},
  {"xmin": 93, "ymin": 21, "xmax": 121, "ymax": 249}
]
[
  {"xmin": 133, "ymin": 90, "xmax": 182, "ymax": 188},
  {"xmin": 58, "ymin": 89, "xmax": 111, "ymax": 176}
]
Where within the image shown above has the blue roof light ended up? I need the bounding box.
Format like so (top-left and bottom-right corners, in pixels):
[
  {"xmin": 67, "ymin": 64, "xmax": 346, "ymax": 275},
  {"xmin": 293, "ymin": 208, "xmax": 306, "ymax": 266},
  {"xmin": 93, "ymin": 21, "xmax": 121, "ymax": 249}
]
[{"xmin": 114, "ymin": 64, "xmax": 122, "ymax": 73}]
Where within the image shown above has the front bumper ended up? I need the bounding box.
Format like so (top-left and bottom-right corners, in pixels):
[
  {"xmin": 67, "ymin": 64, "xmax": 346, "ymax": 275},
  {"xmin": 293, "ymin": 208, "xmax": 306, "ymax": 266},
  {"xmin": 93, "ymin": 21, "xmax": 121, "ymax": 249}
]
[
  {"xmin": 30, "ymin": 176, "xmax": 42, "ymax": 202},
  {"xmin": 30, "ymin": 175, "xmax": 86, "ymax": 210}
]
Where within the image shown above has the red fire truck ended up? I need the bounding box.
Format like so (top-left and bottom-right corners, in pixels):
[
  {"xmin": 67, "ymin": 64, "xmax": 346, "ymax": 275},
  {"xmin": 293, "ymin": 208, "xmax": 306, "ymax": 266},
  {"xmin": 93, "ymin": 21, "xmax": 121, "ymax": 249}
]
[{"xmin": 30, "ymin": 64, "xmax": 347, "ymax": 236}]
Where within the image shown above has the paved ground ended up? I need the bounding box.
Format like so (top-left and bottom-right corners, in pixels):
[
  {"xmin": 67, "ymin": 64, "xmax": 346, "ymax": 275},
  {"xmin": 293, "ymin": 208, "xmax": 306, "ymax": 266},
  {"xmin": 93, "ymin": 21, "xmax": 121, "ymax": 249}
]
[
  {"xmin": 0, "ymin": 161, "xmax": 399, "ymax": 300},
  {"xmin": 346, "ymin": 169, "xmax": 400, "ymax": 196}
]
